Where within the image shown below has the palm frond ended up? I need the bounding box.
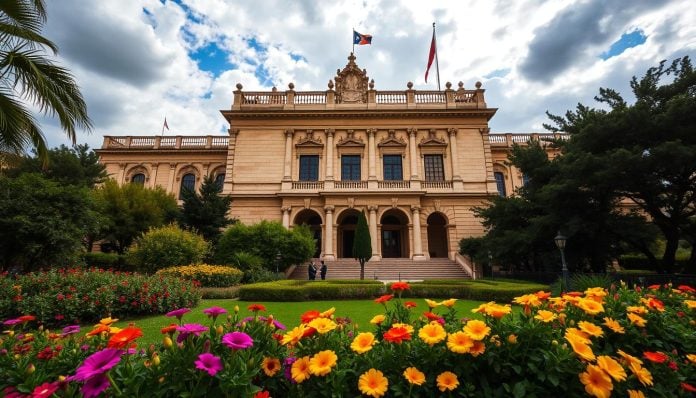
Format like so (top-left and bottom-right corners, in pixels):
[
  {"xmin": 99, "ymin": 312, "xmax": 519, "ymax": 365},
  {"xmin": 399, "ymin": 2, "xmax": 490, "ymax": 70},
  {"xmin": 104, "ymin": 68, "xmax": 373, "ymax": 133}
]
[{"xmin": 0, "ymin": 86, "xmax": 47, "ymax": 160}]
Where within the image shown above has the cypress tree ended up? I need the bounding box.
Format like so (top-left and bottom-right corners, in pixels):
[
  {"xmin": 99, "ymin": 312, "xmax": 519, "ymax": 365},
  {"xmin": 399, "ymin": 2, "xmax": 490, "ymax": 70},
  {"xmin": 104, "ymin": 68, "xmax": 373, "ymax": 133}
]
[{"xmin": 352, "ymin": 209, "xmax": 372, "ymax": 280}]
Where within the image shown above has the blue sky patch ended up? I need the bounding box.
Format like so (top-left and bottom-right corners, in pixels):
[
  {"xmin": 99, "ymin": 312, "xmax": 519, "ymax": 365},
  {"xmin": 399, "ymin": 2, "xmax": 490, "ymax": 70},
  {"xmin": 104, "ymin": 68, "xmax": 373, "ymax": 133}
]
[
  {"xmin": 601, "ymin": 30, "xmax": 647, "ymax": 60},
  {"xmin": 485, "ymin": 68, "xmax": 511, "ymax": 79},
  {"xmin": 290, "ymin": 52, "xmax": 307, "ymax": 62},
  {"xmin": 190, "ymin": 42, "xmax": 234, "ymax": 77}
]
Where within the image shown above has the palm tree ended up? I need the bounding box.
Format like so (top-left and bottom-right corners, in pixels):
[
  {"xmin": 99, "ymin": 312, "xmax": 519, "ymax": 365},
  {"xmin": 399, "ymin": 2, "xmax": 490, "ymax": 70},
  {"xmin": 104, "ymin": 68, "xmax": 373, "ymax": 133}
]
[{"xmin": 0, "ymin": 0, "xmax": 91, "ymax": 164}]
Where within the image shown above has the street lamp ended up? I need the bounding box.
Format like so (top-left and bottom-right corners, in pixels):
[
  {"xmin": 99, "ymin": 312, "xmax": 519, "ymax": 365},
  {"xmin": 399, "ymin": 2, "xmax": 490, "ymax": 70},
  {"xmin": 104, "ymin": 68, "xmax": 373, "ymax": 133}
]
[
  {"xmin": 554, "ymin": 231, "xmax": 568, "ymax": 293},
  {"xmin": 275, "ymin": 251, "xmax": 282, "ymax": 276}
]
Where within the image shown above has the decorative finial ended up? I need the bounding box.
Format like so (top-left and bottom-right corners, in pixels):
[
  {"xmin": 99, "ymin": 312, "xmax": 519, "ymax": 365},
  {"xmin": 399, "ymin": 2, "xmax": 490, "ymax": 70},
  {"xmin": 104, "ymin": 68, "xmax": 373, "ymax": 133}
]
[
  {"xmin": 369, "ymin": 79, "xmax": 375, "ymax": 89},
  {"xmin": 445, "ymin": 82, "xmax": 452, "ymax": 89},
  {"xmin": 271, "ymin": 86, "xmax": 277, "ymax": 92},
  {"xmin": 328, "ymin": 80, "xmax": 334, "ymax": 89},
  {"xmin": 288, "ymin": 82, "xmax": 295, "ymax": 90},
  {"xmin": 236, "ymin": 83, "xmax": 243, "ymax": 90},
  {"xmin": 458, "ymin": 81, "xmax": 464, "ymax": 89},
  {"xmin": 407, "ymin": 81, "xmax": 413, "ymax": 89},
  {"xmin": 475, "ymin": 81, "xmax": 482, "ymax": 89}
]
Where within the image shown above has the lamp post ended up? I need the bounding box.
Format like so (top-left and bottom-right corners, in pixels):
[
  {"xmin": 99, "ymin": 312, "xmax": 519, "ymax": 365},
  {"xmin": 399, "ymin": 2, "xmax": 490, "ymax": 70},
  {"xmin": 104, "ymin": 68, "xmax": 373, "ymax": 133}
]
[
  {"xmin": 275, "ymin": 251, "xmax": 281, "ymax": 277},
  {"xmin": 554, "ymin": 232, "xmax": 568, "ymax": 293}
]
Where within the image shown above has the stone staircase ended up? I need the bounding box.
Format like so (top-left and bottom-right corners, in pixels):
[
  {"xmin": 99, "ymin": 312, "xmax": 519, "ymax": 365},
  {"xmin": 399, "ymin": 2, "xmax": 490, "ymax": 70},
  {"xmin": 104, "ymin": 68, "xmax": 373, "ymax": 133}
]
[{"xmin": 288, "ymin": 258, "xmax": 471, "ymax": 281}]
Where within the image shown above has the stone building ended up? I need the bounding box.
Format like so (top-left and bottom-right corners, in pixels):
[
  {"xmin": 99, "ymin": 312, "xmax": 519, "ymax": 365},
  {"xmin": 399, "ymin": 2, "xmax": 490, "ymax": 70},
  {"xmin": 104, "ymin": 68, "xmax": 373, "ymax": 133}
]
[{"xmin": 97, "ymin": 54, "xmax": 562, "ymax": 277}]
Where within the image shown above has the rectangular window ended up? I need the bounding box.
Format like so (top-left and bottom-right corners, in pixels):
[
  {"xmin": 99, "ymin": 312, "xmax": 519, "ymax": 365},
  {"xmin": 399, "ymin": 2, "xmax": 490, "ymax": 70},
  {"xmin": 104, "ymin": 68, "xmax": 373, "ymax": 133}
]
[
  {"xmin": 341, "ymin": 155, "xmax": 361, "ymax": 181},
  {"xmin": 382, "ymin": 155, "xmax": 403, "ymax": 180},
  {"xmin": 494, "ymin": 172, "xmax": 506, "ymax": 197},
  {"xmin": 424, "ymin": 154, "xmax": 444, "ymax": 181},
  {"xmin": 299, "ymin": 155, "xmax": 319, "ymax": 181}
]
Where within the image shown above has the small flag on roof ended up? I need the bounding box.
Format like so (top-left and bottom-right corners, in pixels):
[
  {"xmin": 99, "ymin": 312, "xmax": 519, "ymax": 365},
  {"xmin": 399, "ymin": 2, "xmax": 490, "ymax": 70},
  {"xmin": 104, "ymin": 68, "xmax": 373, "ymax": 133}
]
[{"xmin": 353, "ymin": 30, "xmax": 372, "ymax": 45}]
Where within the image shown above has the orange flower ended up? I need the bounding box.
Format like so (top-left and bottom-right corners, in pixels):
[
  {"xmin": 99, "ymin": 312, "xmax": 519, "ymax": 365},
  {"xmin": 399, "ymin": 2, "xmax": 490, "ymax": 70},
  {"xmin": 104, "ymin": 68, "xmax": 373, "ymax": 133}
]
[
  {"xmin": 436, "ymin": 371, "xmax": 459, "ymax": 392},
  {"xmin": 107, "ymin": 326, "xmax": 143, "ymax": 349},
  {"xmin": 160, "ymin": 324, "xmax": 178, "ymax": 335},
  {"xmin": 291, "ymin": 356, "xmax": 311, "ymax": 383},
  {"xmin": 629, "ymin": 363, "xmax": 653, "ymax": 387},
  {"xmin": 441, "ymin": 298, "xmax": 458, "ymax": 307},
  {"xmin": 300, "ymin": 310, "xmax": 321, "ymax": 324},
  {"xmin": 535, "ymin": 290, "xmax": 551, "ymax": 300},
  {"xmin": 596, "ymin": 356, "xmax": 626, "ymax": 382},
  {"xmin": 319, "ymin": 307, "xmax": 335, "ymax": 318},
  {"xmin": 470, "ymin": 341, "xmax": 486, "ymax": 357},
  {"xmin": 602, "ymin": 317, "xmax": 625, "ymax": 334},
  {"xmin": 641, "ymin": 297, "xmax": 665, "ymax": 312},
  {"xmin": 390, "ymin": 282, "xmax": 410, "ymax": 291},
  {"xmin": 87, "ymin": 324, "xmax": 110, "ymax": 336},
  {"xmin": 642, "ymin": 351, "xmax": 668, "ymax": 364},
  {"xmin": 627, "ymin": 313, "xmax": 647, "ymax": 327},
  {"xmin": 404, "ymin": 301, "xmax": 417, "ymax": 309},
  {"xmin": 383, "ymin": 326, "xmax": 411, "ymax": 343},
  {"xmin": 374, "ymin": 294, "xmax": 394, "ymax": 304},
  {"xmin": 579, "ymin": 364, "xmax": 613, "ymax": 398},
  {"xmin": 262, "ymin": 357, "xmax": 281, "ymax": 377},
  {"xmin": 627, "ymin": 390, "xmax": 645, "ymax": 398},
  {"xmin": 576, "ymin": 298, "xmax": 604, "ymax": 315},
  {"xmin": 247, "ymin": 304, "xmax": 266, "ymax": 312},
  {"xmin": 617, "ymin": 349, "xmax": 643, "ymax": 367},
  {"xmin": 463, "ymin": 320, "xmax": 490, "ymax": 341},
  {"xmin": 565, "ymin": 334, "xmax": 595, "ymax": 361},
  {"xmin": 577, "ymin": 321, "xmax": 603, "ymax": 338},
  {"xmin": 447, "ymin": 331, "xmax": 474, "ymax": 354}
]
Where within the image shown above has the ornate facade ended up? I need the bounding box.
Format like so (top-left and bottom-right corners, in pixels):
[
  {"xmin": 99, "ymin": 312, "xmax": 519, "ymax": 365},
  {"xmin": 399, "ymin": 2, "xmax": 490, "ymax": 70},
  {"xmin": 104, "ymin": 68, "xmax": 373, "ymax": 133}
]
[{"xmin": 97, "ymin": 54, "xmax": 562, "ymax": 264}]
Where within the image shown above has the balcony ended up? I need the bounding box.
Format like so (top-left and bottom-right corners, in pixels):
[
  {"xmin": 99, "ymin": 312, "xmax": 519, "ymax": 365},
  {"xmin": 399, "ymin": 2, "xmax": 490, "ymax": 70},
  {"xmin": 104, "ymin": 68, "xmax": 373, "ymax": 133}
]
[
  {"xmin": 286, "ymin": 179, "xmax": 457, "ymax": 193},
  {"xmin": 100, "ymin": 135, "xmax": 229, "ymax": 150},
  {"xmin": 489, "ymin": 133, "xmax": 568, "ymax": 148}
]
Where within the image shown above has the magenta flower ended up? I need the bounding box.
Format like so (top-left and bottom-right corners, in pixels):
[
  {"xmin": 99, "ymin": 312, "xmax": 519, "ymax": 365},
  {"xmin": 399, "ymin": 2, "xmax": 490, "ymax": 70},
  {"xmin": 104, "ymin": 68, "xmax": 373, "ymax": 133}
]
[
  {"xmin": 81, "ymin": 374, "xmax": 111, "ymax": 398},
  {"xmin": 61, "ymin": 325, "xmax": 81, "ymax": 337},
  {"xmin": 176, "ymin": 323, "xmax": 209, "ymax": 343},
  {"xmin": 222, "ymin": 331, "xmax": 254, "ymax": 350},
  {"xmin": 284, "ymin": 357, "xmax": 297, "ymax": 382},
  {"xmin": 203, "ymin": 306, "xmax": 228, "ymax": 320},
  {"xmin": 70, "ymin": 348, "xmax": 123, "ymax": 381},
  {"xmin": 166, "ymin": 308, "xmax": 191, "ymax": 320},
  {"xmin": 3, "ymin": 318, "xmax": 21, "ymax": 326},
  {"xmin": 31, "ymin": 382, "xmax": 60, "ymax": 398},
  {"xmin": 194, "ymin": 353, "xmax": 223, "ymax": 376},
  {"xmin": 239, "ymin": 316, "xmax": 287, "ymax": 330}
]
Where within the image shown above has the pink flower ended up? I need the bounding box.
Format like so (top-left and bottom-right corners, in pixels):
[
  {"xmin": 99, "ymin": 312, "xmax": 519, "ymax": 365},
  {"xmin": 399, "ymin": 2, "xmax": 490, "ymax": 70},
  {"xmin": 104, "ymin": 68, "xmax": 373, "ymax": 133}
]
[
  {"xmin": 61, "ymin": 325, "xmax": 80, "ymax": 337},
  {"xmin": 222, "ymin": 332, "xmax": 254, "ymax": 350},
  {"xmin": 70, "ymin": 348, "xmax": 123, "ymax": 381},
  {"xmin": 31, "ymin": 382, "xmax": 59, "ymax": 398},
  {"xmin": 81, "ymin": 374, "xmax": 110, "ymax": 398},
  {"xmin": 194, "ymin": 353, "xmax": 223, "ymax": 376},
  {"xmin": 3, "ymin": 318, "xmax": 21, "ymax": 326},
  {"xmin": 166, "ymin": 308, "xmax": 191, "ymax": 320},
  {"xmin": 176, "ymin": 323, "xmax": 209, "ymax": 343},
  {"xmin": 203, "ymin": 306, "xmax": 228, "ymax": 320}
]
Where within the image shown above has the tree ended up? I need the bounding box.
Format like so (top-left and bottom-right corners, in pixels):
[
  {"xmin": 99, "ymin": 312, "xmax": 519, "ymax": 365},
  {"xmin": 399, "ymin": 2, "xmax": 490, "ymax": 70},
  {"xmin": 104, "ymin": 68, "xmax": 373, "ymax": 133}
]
[
  {"xmin": 352, "ymin": 210, "xmax": 372, "ymax": 280},
  {"xmin": 0, "ymin": 173, "xmax": 97, "ymax": 271},
  {"xmin": 92, "ymin": 180, "xmax": 179, "ymax": 253},
  {"xmin": 0, "ymin": 0, "xmax": 92, "ymax": 164},
  {"xmin": 545, "ymin": 57, "xmax": 696, "ymax": 272},
  {"xmin": 126, "ymin": 224, "xmax": 210, "ymax": 273},
  {"xmin": 5, "ymin": 144, "xmax": 106, "ymax": 187},
  {"xmin": 179, "ymin": 175, "xmax": 234, "ymax": 242}
]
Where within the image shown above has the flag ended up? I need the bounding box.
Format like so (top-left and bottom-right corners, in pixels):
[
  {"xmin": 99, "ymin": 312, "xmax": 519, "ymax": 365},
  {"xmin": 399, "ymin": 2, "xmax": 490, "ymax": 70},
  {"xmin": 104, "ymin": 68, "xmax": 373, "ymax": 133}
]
[
  {"xmin": 163, "ymin": 118, "xmax": 169, "ymax": 131},
  {"xmin": 425, "ymin": 30, "xmax": 436, "ymax": 83},
  {"xmin": 353, "ymin": 30, "xmax": 372, "ymax": 45}
]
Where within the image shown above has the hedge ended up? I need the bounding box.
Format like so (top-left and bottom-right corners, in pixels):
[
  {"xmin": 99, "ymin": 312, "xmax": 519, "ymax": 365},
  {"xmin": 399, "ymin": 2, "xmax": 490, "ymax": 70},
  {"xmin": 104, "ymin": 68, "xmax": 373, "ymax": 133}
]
[
  {"xmin": 238, "ymin": 280, "xmax": 385, "ymax": 301},
  {"xmin": 398, "ymin": 279, "xmax": 549, "ymax": 302},
  {"xmin": 155, "ymin": 264, "xmax": 243, "ymax": 287},
  {"xmin": 82, "ymin": 252, "xmax": 130, "ymax": 270}
]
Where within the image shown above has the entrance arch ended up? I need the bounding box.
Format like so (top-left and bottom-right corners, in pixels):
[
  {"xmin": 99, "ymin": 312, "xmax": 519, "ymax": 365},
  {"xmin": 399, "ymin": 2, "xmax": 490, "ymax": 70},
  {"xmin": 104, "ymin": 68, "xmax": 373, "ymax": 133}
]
[
  {"xmin": 380, "ymin": 209, "xmax": 409, "ymax": 258},
  {"xmin": 427, "ymin": 212, "xmax": 448, "ymax": 258},
  {"xmin": 294, "ymin": 209, "xmax": 322, "ymax": 258},
  {"xmin": 337, "ymin": 209, "xmax": 361, "ymax": 258}
]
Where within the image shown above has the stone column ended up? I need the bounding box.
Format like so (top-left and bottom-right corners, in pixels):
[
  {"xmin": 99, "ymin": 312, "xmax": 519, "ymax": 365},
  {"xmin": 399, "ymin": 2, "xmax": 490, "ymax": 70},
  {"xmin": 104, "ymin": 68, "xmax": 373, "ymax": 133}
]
[
  {"xmin": 368, "ymin": 205, "xmax": 381, "ymax": 260},
  {"xmin": 167, "ymin": 164, "xmax": 176, "ymax": 193},
  {"xmin": 367, "ymin": 129, "xmax": 377, "ymax": 180},
  {"xmin": 411, "ymin": 206, "xmax": 426, "ymax": 260},
  {"xmin": 448, "ymin": 128, "xmax": 461, "ymax": 180},
  {"xmin": 323, "ymin": 206, "xmax": 335, "ymax": 260},
  {"xmin": 150, "ymin": 163, "xmax": 159, "ymax": 188},
  {"xmin": 283, "ymin": 129, "xmax": 294, "ymax": 181},
  {"xmin": 281, "ymin": 206, "xmax": 291, "ymax": 229},
  {"xmin": 117, "ymin": 163, "xmax": 127, "ymax": 184},
  {"xmin": 408, "ymin": 128, "xmax": 419, "ymax": 179},
  {"xmin": 325, "ymin": 129, "xmax": 334, "ymax": 180}
]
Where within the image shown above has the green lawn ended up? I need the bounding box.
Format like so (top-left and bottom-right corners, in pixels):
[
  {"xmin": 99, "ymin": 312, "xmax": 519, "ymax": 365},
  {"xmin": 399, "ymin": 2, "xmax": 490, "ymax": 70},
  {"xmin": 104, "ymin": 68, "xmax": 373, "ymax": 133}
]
[{"xmin": 123, "ymin": 298, "xmax": 486, "ymax": 344}]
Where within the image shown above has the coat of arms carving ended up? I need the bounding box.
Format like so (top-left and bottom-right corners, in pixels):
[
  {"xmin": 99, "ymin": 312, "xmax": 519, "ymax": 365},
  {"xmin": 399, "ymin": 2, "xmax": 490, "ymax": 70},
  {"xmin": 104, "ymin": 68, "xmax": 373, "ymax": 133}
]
[{"xmin": 334, "ymin": 53, "xmax": 369, "ymax": 104}]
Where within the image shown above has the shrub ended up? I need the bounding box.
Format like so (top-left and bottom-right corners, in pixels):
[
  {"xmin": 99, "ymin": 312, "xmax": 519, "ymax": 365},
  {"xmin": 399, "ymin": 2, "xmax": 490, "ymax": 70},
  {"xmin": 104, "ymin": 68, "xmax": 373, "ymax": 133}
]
[
  {"xmin": 242, "ymin": 265, "xmax": 284, "ymax": 284},
  {"xmin": 156, "ymin": 264, "xmax": 243, "ymax": 287},
  {"xmin": 82, "ymin": 252, "xmax": 130, "ymax": 270},
  {"xmin": 402, "ymin": 279, "xmax": 549, "ymax": 302},
  {"xmin": 126, "ymin": 224, "xmax": 210, "ymax": 273},
  {"xmin": 0, "ymin": 268, "xmax": 200, "ymax": 326},
  {"xmin": 200, "ymin": 286, "xmax": 239, "ymax": 299},
  {"xmin": 229, "ymin": 251, "xmax": 265, "ymax": 271},
  {"xmin": 239, "ymin": 279, "xmax": 384, "ymax": 301}
]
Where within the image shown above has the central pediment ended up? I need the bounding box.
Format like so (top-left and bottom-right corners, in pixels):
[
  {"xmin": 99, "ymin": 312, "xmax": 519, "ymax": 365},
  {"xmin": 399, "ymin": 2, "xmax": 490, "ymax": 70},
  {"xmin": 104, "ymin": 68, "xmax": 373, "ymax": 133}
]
[{"xmin": 333, "ymin": 53, "xmax": 369, "ymax": 104}]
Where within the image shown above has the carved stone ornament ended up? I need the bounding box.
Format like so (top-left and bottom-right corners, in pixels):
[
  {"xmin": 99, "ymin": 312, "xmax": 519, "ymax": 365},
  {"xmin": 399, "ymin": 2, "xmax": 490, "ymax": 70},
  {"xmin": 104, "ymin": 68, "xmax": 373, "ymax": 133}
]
[
  {"xmin": 419, "ymin": 129, "xmax": 448, "ymax": 148},
  {"xmin": 391, "ymin": 198, "xmax": 398, "ymax": 208},
  {"xmin": 378, "ymin": 130, "xmax": 407, "ymax": 148},
  {"xmin": 334, "ymin": 53, "xmax": 369, "ymax": 104},
  {"xmin": 347, "ymin": 197, "xmax": 355, "ymax": 208},
  {"xmin": 304, "ymin": 198, "xmax": 311, "ymax": 209},
  {"xmin": 336, "ymin": 130, "xmax": 365, "ymax": 147},
  {"xmin": 433, "ymin": 199, "xmax": 441, "ymax": 212},
  {"xmin": 295, "ymin": 130, "xmax": 324, "ymax": 148}
]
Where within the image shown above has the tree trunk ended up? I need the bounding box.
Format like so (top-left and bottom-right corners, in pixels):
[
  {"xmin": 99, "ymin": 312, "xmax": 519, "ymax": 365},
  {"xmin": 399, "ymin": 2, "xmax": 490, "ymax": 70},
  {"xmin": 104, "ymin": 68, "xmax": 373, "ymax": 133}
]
[
  {"xmin": 662, "ymin": 230, "xmax": 679, "ymax": 274},
  {"xmin": 359, "ymin": 259, "xmax": 365, "ymax": 280}
]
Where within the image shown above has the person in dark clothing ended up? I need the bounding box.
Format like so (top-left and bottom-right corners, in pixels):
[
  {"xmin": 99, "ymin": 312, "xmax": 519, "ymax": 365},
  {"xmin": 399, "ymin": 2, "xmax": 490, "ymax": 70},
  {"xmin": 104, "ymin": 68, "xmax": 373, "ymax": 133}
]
[
  {"xmin": 308, "ymin": 261, "xmax": 317, "ymax": 280},
  {"xmin": 320, "ymin": 261, "xmax": 327, "ymax": 280}
]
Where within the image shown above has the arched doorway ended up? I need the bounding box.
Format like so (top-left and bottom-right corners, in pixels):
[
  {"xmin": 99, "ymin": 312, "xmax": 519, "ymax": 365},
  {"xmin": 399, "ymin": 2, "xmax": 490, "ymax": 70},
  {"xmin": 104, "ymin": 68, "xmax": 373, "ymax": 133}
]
[
  {"xmin": 337, "ymin": 209, "xmax": 360, "ymax": 258},
  {"xmin": 294, "ymin": 209, "xmax": 323, "ymax": 258},
  {"xmin": 427, "ymin": 212, "xmax": 448, "ymax": 258},
  {"xmin": 380, "ymin": 209, "xmax": 409, "ymax": 258}
]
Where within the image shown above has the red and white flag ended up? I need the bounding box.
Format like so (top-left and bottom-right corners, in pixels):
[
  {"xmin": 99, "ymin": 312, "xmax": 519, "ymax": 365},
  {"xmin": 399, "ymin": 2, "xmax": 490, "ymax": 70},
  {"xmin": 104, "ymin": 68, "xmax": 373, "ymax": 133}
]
[{"xmin": 425, "ymin": 30, "xmax": 437, "ymax": 83}]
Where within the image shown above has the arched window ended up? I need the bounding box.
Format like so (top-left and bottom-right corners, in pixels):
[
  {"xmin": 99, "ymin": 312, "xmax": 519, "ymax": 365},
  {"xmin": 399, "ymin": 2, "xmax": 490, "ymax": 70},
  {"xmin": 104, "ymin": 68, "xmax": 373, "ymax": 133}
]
[
  {"xmin": 494, "ymin": 172, "xmax": 506, "ymax": 197},
  {"xmin": 180, "ymin": 173, "xmax": 196, "ymax": 199},
  {"xmin": 214, "ymin": 173, "xmax": 225, "ymax": 189},
  {"xmin": 131, "ymin": 173, "xmax": 146, "ymax": 185}
]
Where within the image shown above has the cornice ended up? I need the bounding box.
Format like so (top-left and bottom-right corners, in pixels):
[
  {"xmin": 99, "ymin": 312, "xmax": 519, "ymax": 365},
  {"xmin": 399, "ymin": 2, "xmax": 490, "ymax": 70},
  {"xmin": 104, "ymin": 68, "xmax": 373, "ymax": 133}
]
[
  {"xmin": 96, "ymin": 149, "xmax": 228, "ymax": 155},
  {"xmin": 220, "ymin": 108, "xmax": 498, "ymax": 121}
]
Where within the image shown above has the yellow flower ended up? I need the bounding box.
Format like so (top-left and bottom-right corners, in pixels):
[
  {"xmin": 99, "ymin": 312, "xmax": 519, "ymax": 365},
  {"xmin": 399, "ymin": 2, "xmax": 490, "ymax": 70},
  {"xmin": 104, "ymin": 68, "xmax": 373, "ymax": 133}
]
[
  {"xmin": 281, "ymin": 324, "xmax": 308, "ymax": 346},
  {"xmin": 262, "ymin": 357, "xmax": 281, "ymax": 377},
  {"xmin": 596, "ymin": 356, "xmax": 626, "ymax": 381},
  {"xmin": 309, "ymin": 350, "xmax": 338, "ymax": 376},
  {"xmin": 626, "ymin": 306, "xmax": 648, "ymax": 314},
  {"xmin": 447, "ymin": 331, "xmax": 474, "ymax": 354},
  {"xmin": 579, "ymin": 364, "xmax": 613, "ymax": 398},
  {"xmin": 627, "ymin": 313, "xmax": 647, "ymax": 327},
  {"xmin": 358, "ymin": 368, "xmax": 389, "ymax": 397},
  {"xmin": 513, "ymin": 294, "xmax": 541, "ymax": 307},
  {"xmin": 436, "ymin": 371, "xmax": 459, "ymax": 392},
  {"xmin": 370, "ymin": 314, "xmax": 386, "ymax": 325},
  {"xmin": 686, "ymin": 353, "xmax": 696, "ymax": 364},
  {"xmin": 418, "ymin": 322, "xmax": 447, "ymax": 346},
  {"xmin": 99, "ymin": 317, "xmax": 119, "ymax": 326},
  {"xmin": 584, "ymin": 287, "xmax": 607, "ymax": 299},
  {"xmin": 320, "ymin": 307, "xmax": 336, "ymax": 317},
  {"xmin": 578, "ymin": 321, "xmax": 603, "ymax": 338},
  {"xmin": 391, "ymin": 323, "xmax": 414, "ymax": 334},
  {"xmin": 507, "ymin": 334, "xmax": 518, "ymax": 344},
  {"xmin": 534, "ymin": 310, "xmax": 557, "ymax": 323},
  {"xmin": 484, "ymin": 303, "xmax": 512, "ymax": 318},
  {"xmin": 565, "ymin": 334, "xmax": 595, "ymax": 361},
  {"xmin": 684, "ymin": 300, "xmax": 696, "ymax": 309},
  {"xmin": 627, "ymin": 390, "xmax": 645, "ymax": 398},
  {"xmin": 617, "ymin": 350, "xmax": 643, "ymax": 367},
  {"xmin": 291, "ymin": 356, "xmax": 311, "ymax": 383},
  {"xmin": 350, "ymin": 332, "xmax": 377, "ymax": 354},
  {"xmin": 602, "ymin": 317, "xmax": 625, "ymax": 334},
  {"xmin": 576, "ymin": 298, "xmax": 604, "ymax": 315},
  {"xmin": 308, "ymin": 317, "xmax": 337, "ymax": 334},
  {"xmin": 470, "ymin": 341, "xmax": 486, "ymax": 357},
  {"xmin": 463, "ymin": 319, "xmax": 490, "ymax": 341},
  {"xmin": 425, "ymin": 299, "xmax": 441, "ymax": 308},
  {"xmin": 403, "ymin": 367, "xmax": 426, "ymax": 386},
  {"xmin": 628, "ymin": 362, "xmax": 653, "ymax": 386},
  {"xmin": 565, "ymin": 328, "xmax": 591, "ymax": 345},
  {"xmin": 441, "ymin": 298, "xmax": 458, "ymax": 307}
]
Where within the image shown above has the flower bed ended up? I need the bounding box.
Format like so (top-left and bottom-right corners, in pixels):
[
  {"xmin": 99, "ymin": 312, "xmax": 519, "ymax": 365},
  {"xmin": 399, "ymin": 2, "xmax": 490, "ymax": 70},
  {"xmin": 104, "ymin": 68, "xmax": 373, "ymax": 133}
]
[
  {"xmin": 0, "ymin": 268, "xmax": 200, "ymax": 326},
  {"xmin": 156, "ymin": 264, "xmax": 243, "ymax": 287},
  {"xmin": 1, "ymin": 282, "xmax": 695, "ymax": 397}
]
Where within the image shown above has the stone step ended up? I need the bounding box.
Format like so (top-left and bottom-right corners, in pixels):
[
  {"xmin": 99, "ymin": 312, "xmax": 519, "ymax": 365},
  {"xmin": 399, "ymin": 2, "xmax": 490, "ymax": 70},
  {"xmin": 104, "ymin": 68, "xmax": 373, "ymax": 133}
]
[{"xmin": 290, "ymin": 258, "xmax": 471, "ymax": 281}]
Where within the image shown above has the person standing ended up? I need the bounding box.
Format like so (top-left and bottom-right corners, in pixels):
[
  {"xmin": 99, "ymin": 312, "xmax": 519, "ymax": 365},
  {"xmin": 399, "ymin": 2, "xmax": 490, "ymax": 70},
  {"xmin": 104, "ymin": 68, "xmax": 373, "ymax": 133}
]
[
  {"xmin": 320, "ymin": 261, "xmax": 327, "ymax": 280},
  {"xmin": 308, "ymin": 261, "xmax": 317, "ymax": 280}
]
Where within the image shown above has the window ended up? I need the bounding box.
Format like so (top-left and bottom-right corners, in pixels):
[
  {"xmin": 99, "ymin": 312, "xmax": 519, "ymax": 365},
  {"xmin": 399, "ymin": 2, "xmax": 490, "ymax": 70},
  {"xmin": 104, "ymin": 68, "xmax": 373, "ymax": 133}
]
[
  {"xmin": 341, "ymin": 155, "xmax": 361, "ymax": 181},
  {"xmin": 382, "ymin": 155, "xmax": 403, "ymax": 180},
  {"xmin": 424, "ymin": 154, "xmax": 444, "ymax": 181},
  {"xmin": 214, "ymin": 173, "xmax": 225, "ymax": 189},
  {"xmin": 299, "ymin": 155, "xmax": 319, "ymax": 181},
  {"xmin": 131, "ymin": 173, "xmax": 145, "ymax": 185},
  {"xmin": 180, "ymin": 173, "xmax": 196, "ymax": 199},
  {"xmin": 522, "ymin": 173, "xmax": 531, "ymax": 186},
  {"xmin": 494, "ymin": 172, "xmax": 506, "ymax": 197}
]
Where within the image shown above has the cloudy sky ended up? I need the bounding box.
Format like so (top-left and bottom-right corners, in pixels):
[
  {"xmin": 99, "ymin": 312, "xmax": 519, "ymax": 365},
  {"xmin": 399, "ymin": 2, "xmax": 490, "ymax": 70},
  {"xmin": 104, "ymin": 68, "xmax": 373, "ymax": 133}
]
[{"xmin": 38, "ymin": 0, "xmax": 696, "ymax": 150}]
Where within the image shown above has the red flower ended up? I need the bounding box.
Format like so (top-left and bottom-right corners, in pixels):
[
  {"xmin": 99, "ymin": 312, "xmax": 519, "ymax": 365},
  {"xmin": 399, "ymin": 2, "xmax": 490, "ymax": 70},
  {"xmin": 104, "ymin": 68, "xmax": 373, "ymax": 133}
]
[
  {"xmin": 374, "ymin": 294, "xmax": 394, "ymax": 304},
  {"xmin": 248, "ymin": 304, "xmax": 266, "ymax": 312},
  {"xmin": 108, "ymin": 326, "xmax": 143, "ymax": 349},
  {"xmin": 31, "ymin": 382, "xmax": 60, "ymax": 398},
  {"xmin": 423, "ymin": 312, "xmax": 441, "ymax": 321},
  {"xmin": 390, "ymin": 282, "xmax": 410, "ymax": 291},
  {"xmin": 160, "ymin": 324, "xmax": 178, "ymax": 335},
  {"xmin": 535, "ymin": 291, "xmax": 551, "ymax": 300},
  {"xmin": 302, "ymin": 327, "xmax": 317, "ymax": 338},
  {"xmin": 18, "ymin": 315, "xmax": 35, "ymax": 323},
  {"xmin": 300, "ymin": 310, "xmax": 321, "ymax": 324},
  {"xmin": 405, "ymin": 301, "xmax": 417, "ymax": 308},
  {"xmin": 383, "ymin": 326, "xmax": 411, "ymax": 343},
  {"xmin": 682, "ymin": 382, "xmax": 696, "ymax": 392},
  {"xmin": 647, "ymin": 284, "xmax": 661, "ymax": 290},
  {"xmin": 677, "ymin": 285, "xmax": 695, "ymax": 293},
  {"xmin": 668, "ymin": 361, "xmax": 678, "ymax": 371},
  {"xmin": 254, "ymin": 391, "xmax": 270, "ymax": 398},
  {"xmin": 643, "ymin": 351, "xmax": 669, "ymax": 364}
]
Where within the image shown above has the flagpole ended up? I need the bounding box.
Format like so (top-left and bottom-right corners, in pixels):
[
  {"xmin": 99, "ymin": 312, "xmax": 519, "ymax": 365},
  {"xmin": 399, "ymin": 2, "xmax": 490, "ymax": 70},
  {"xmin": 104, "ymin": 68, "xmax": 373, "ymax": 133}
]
[
  {"xmin": 161, "ymin": 117, "xmax": 167, "ymax": 136},
  {"xmin": 352, "ymin": 27, "xmax": 355, "ymax": 54},
  {"xmin": 433, "ymin": 22, "xmax": 441, "ymax": 91}
]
